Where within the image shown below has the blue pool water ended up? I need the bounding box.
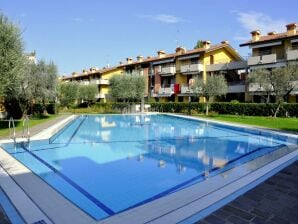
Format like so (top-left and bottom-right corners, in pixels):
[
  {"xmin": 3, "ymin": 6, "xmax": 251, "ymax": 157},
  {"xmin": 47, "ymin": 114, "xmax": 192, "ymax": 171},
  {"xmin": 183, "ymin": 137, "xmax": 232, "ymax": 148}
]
[{"xmin": 1, "ymin": 114, "xmax": 296, "ymax": 220}]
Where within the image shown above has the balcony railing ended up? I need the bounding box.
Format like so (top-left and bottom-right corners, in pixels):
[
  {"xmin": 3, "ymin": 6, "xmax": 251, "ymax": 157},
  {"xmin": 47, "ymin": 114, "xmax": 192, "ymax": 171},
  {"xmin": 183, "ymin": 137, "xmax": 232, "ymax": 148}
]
[
  {"xmin": 247, "ymin": 54, "xmax": 276, "ymax": 66},
  {"xmin": 90, "ymin": 79, "xmax": 110, "ymax": 85},
  {"xmin": 157, "ymin": 66, "xmax": 176, "ymax": 75},
  {"xmin": 180, "ymin": 85, "xmax": 193, "ymax": 94},
  {"xmin": 80, "ymin": 80, "xmax": 90, "ymax": 85},
  {"xmin": 206, "ymin": 61, "xmax": 247, "ymax": 72},
  {"xmin": 158, "ymin": 85, "xmax": 174, "ymax": 95},
  {"xmin": 227, "ymin": 81, "xmax": 245, "ymax": 93},
  {"xmin": 96, "ymin": 93, "xmax": 106, "ymax": 99},
  {"xmin": 287, "ymin": 49, "xmax": 298, "ymax": 61},
  {"xmin": 180, "ymin": 63, "xmax": 203, "ymax": 74}
]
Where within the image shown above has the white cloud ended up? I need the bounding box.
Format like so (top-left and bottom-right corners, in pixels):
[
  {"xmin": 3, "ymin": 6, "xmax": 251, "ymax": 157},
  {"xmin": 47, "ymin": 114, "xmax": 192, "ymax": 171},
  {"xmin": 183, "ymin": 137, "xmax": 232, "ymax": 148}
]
[
  {"xmin": 234, "ymin": 11, "xmax": 287, "ymax": 34},
  {"xmin": 72, "ymin": 17, "xmax": 84, "ymax": 23},
  {"xmin": 140, "ymin": 14, "xmax": 183, "ymax": 24}
]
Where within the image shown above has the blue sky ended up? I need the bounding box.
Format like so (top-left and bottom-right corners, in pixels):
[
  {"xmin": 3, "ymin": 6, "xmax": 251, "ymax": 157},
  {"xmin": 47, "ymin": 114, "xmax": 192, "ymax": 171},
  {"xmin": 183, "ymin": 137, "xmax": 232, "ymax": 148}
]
[{"xmin": 1, "ymin": 0, "xmax": 297, "ymax": 75}]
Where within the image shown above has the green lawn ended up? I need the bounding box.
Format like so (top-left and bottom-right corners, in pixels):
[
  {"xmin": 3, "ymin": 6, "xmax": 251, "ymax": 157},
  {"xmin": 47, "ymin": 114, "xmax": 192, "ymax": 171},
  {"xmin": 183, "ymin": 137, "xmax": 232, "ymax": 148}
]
[
  {"xmin": 194, "ymin": 114, "xmax": 298, "ymax": 133},
  {"xmin": 0, "ymin": 115, "xmax": 59, "ymax": 137}
]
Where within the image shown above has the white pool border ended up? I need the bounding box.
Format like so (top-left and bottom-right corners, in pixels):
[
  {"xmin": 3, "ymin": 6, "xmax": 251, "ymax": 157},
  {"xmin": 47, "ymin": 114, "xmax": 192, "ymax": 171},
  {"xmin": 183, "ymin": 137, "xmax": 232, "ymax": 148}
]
[{"xmin": 0, "ymin": 113, "xmax": 296, "ymax": 224}]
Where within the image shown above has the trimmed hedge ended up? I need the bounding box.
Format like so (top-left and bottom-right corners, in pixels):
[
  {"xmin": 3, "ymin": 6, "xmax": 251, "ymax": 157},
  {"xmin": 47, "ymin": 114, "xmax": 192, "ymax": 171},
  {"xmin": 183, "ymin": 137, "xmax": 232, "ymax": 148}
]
[
  {"xmin": 149, "ymin": 102, "xmax": 298, "ymax": 117},
  {"xmin": 59, "ymin": 102, "xmax": 298, "ymax": 117},
  {"xmin": 150, "ymin": 102, "xmax": 205, "ymax": 113},
  {"xmin": 210, "ymin": 103, "xmax": 298, "ymax": 117}
]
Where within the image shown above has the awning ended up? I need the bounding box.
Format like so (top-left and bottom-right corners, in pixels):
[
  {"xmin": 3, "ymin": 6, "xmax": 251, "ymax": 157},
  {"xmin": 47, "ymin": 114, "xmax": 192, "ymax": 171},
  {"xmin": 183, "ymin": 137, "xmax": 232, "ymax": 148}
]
[
  {"xmin": 250, "ymin": 41, "xmax": 282, "ymax": 49},
  {"xmin": 152, "ymin": 58, "xmax": 175, "ymax": 65},
  {"xmin": 177, "ymin": 53, "xmax": 201, "ymax": 61}
]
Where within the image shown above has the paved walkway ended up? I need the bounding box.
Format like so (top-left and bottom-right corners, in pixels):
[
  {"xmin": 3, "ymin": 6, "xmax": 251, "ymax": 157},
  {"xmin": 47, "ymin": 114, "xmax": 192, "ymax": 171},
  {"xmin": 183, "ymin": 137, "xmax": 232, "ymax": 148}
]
[
  {"xmin": 0, "ymin": 115, "xmax": 68, "ymax": 140},
  {"xmin": 197, "ymin": 161, "xmax": 298, "ymax": 224}
]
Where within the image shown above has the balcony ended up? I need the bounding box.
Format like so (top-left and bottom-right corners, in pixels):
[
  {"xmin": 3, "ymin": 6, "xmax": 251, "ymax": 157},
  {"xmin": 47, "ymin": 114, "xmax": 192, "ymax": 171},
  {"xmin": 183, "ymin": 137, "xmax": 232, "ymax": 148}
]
[
  {"xmin": 157, "ymin": 66, "xmax": 176, "ymax": 76},
  {"xmin": 180, "ymin": 63, "xmax": 203, "ymax": 74},
  {"xmin": 180, "ymin": 85, "xmax": 193, "ymax": 94},
  {"xmin": 227, "ymin": 81, "xmax": 245, "ymax": 93},
  {"xmin": 96, "ymin": 93, "xmax": 106, "ymax": 99},
  {"xmin": 287, "ymin": 49, "xmax": 298, "ymax": 61},
  {"xmin": 247, "ymin": 54, "xmax": 276, "ymax": 66},
  {"xmin": 206, "ymin": 61, "xmax": 247, "ymax": 72},
  {"xmin": 90, "ymin": 79, "xmax": 110, "ymax": 85},
  {"xmin": 158, "ymin": 85, "xmax": 174, "ymax": 96},
  {"xmin": 80, "ymin": 80, "xmax": 90, "ymax": 85}
]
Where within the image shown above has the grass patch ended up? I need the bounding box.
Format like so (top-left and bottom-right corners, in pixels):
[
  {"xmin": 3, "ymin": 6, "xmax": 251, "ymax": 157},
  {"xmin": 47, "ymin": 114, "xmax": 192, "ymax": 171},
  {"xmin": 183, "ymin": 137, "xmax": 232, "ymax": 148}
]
[
  {"xmin": 194, "ymin": 114, "xmax": 298, "ymax": 133},
  {"xmin": 0, "ymin": 114, "xmax": 60, "ymax": 137}
]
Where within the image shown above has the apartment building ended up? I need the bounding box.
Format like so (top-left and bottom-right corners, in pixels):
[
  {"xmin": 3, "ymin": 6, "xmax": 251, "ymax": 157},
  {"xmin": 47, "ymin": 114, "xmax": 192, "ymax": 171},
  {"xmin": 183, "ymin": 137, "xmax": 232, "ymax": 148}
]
[
  {"xmin": 118, "ymin": 41, "xmax": 246, "ymax": 102},
  {"xmin": 61, "ymin": 66, "xmax": 123, "ymax": 102},
  {"xmin": 240, "ymin": 23, "xmax": 298, "ymax": 102}
]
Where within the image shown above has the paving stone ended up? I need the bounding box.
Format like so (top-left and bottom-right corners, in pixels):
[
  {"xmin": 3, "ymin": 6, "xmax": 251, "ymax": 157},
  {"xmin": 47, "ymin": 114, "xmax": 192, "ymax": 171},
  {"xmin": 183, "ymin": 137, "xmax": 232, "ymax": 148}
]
[
  {"xmin": 213, "ymin": 209, "xmax": 231, "ymax": 219},
  {"xmin": 196, "ymin": 162, "xmax": 298, "ymax": 224},
  {"xmin": 222, "ymin": 205, "xmax": 254, "ymax": 221},
  {"xmin": 203, "ymin": 214, "xmax": 225, "ymax": 224},
  {"xmin": 269, "ymin": 215, "xmax": 290, "ymax": 224},
  {"xmin": 251, "ymin": 216, "xmax": 268, "ymax": 224},
  {"xmin": 227, "ymin": 215, "xmax": 249, "ymax": 224},
  {"xmin": 251, "ymin": 208, "xmax": 271, "ymax": 219}
]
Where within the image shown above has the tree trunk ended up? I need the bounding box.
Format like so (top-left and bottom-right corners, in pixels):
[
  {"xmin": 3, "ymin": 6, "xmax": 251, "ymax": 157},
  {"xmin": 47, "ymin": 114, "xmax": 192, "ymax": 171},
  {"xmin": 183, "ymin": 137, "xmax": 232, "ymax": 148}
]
[
  {"xmin": 206, "ymin": 102, "xmax": 209, "ymax": 116},
  {"xmin": 141, "ymin": 97, "xmax": 144, "ymax": 113},
  {"xmin": 273, "ymin": 101, "xmax": 282, "ymax": 118}
]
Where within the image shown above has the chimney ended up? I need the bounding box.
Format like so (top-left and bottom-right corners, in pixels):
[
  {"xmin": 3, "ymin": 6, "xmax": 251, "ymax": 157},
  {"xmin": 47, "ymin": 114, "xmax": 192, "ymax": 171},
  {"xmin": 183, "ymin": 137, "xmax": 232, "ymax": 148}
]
[
  {"xmin": 175, "ymin": 46, "xmax": 186, "ymax": 54},
  {"xmin": 119, "ymin": 61, "xmax": 123, "ymax": 65},
  {"xmin": 147, "ymin": 56, "xmax": 152, "ymax": 59},
  {"xmin": 157, "ymin": 50, "xmax": 166, "ymax": 58},
  {"xmin": 82, "ymin": 69, "xmax": 88, "ymax": 74},
  {"xmin": 137, "ymin": 55, "xmax": 143, "ymax": 62},
  {"xmin": 221, "ymin": 40, "xmax": 229, "ymax": 45},
  {"xmin": 267, "ymin": 31, "xmax": 276, "ymax": 36},
  {"xmin": 251, "ymin": 30, "xmax": 261, "ymax": 41},
  {"xmin": 202, "ymin": 40, "xmax": 211, "ymax": 49},
  {"xmin": 286, "ymin": 23, "xmax": 297, "ymax": 35},
  {"xmin": 126, "ymin": 57, "xmax": 133, "ymax": 64}
]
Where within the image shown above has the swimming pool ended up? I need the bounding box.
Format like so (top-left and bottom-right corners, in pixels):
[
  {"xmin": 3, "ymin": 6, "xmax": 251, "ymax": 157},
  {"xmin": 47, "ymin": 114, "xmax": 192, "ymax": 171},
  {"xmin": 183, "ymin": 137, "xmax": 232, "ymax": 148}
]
[{"xmin": 1, "ymin": 114, "xmax": 297, "ymax": 221}]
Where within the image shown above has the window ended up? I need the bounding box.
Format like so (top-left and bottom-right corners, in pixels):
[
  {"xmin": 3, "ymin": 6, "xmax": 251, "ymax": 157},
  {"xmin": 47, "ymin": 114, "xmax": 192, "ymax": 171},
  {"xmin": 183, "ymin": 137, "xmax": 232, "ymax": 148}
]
[
  {"xmin": 259, "ymin": 47, "xmax": 272, "ymax": 56},
  {"xmin": 292, "ymin": 42, "xmax": 298, "ymax": 50},
  {"xmin": 190, "ymin": 58, "xmax": 199, "ymax": 64}
]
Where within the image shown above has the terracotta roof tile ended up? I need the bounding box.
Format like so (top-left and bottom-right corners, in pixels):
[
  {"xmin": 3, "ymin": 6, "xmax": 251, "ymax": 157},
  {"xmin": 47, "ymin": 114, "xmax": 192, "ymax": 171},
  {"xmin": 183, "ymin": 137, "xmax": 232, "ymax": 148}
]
[{"xmin": 240, "ymin": 31, "xmax": 298, "ymax": 46}]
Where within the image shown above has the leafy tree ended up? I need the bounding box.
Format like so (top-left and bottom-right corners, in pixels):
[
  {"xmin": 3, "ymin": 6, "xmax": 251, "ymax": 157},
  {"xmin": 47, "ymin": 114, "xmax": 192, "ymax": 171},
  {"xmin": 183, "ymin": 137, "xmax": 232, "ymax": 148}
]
[
  {"xmin": 248, "ymin": 63, "xmax": 298, "ymax": 117},
  {"xmin": 58, "ymin": 82, "xmax": 79, "ymax": 108},
  {"xmin": 109, "ymin": 72, "xmax": 145, "ymax": 103},
  {"xmin": 78, "ymin": 84, "xmax": 98, "ymax": 106},
  {"xmin": 192, "ymin": 75, "xmax": 228, "ymax": 115},
  {"xmin": 194, "ymin": 40, "xmax": 204, "ymax": 49},
  {"xmin": 20, "ymin": 60, "xmax": 58, "ymax": 115},
  {"xmin": 0, "ymin": 14, "xmax": 25, "ymax": 118}
]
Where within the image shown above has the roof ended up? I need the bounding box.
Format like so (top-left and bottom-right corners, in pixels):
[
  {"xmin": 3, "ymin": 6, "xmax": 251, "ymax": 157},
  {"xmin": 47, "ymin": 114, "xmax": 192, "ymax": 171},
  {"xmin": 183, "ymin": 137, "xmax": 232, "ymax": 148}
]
[
  {"xmin": 61, "ymin": 42, "xmax": 243, "ymax": 80},
  {"xmin": 61, "ymin": 66, "xmax": 120, "ymax": 80},
  {"xmin": 119, "ymin": 42, "xmax": 240, "ymax": 67},
  {"xmin": 240, "ymin": 31, "xmax": 298, "ymax": 47}
]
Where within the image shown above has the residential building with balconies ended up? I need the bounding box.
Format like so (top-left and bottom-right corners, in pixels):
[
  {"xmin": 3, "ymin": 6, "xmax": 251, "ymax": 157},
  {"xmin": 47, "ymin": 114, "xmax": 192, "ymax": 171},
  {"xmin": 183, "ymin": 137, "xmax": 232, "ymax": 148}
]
[
  {"xmin": 61, "ymin": 66, "xmax": 123, "ymax": 102},
  {"xmin": 240, "ymin": 23, "xmax": 298, "ymax": 102}
]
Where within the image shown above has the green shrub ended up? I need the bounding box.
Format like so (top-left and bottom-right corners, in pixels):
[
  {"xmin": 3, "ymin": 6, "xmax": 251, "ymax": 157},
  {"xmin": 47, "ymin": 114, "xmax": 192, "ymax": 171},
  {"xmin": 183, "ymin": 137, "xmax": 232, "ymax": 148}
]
[{"xmin": 46, "ymin": 103, "xmax": 58, "ymax": 114}]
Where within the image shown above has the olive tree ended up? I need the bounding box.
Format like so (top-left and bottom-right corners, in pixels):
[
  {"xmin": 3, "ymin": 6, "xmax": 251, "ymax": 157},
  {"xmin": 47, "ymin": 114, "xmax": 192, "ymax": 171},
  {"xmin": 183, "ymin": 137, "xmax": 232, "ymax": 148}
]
[
  {"xmin": 78, "ymin": 84, "xmax": 98, "ymax": 106},
  {"xmin": 109, "ymin": 73, "xmax": 145, "ymax": 102},
  {"xmin": 58, "ymin": 82, "xmax": 79, "ymax": 108},
  {"xmin": 192, "ymin": 75, "xmax": 228, "ymax": 115},
  {"xmin": 248, "ymin": 63, "xmax": 298, "ymax": 117},
  {"xmin": 0, "ymin": 14, "xmax": 25, "ymax": 118},
  {"xmin": 20, "ymin": 60, "xmax": 58, "ymax": 115}
]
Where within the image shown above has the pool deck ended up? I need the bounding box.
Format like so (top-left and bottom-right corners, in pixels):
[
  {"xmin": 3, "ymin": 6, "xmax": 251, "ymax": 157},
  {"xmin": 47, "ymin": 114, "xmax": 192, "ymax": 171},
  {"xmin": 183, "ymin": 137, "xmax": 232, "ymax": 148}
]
[
  {"xmin": 197, "ymin": 161, "xmax": 298, "ymax": 224},
  {"xmin": 0, "ymin": 113, "xmax": 297, "ymax": 224}
]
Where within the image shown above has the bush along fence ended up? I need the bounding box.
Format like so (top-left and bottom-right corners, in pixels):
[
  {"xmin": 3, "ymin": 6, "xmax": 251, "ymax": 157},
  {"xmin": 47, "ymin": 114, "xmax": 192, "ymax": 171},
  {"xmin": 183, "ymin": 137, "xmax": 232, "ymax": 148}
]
[{"xmin": 58, "ymin": 102, "xmax": 298, "ymax": 117}]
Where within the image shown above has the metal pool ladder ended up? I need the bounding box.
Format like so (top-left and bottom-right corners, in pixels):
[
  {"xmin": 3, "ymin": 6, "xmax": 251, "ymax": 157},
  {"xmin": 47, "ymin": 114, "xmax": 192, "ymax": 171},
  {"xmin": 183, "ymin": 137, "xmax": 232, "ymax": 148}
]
[
  {"xmin": 22, "ymin": 115, "xmax": 30, "ymax": 142},
  {"xmin": 8, "ymin": 117, "xmax": 16, "ymax": 144}
]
